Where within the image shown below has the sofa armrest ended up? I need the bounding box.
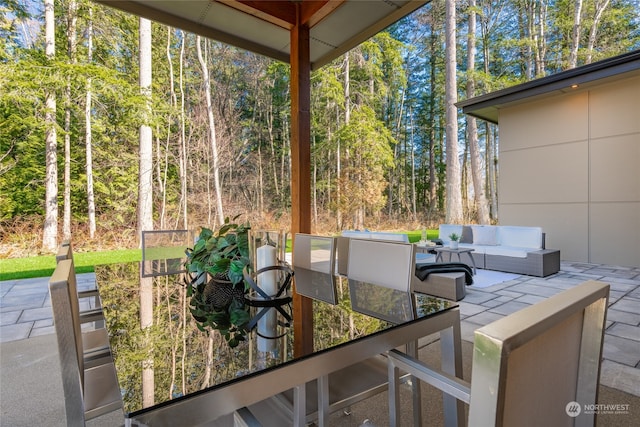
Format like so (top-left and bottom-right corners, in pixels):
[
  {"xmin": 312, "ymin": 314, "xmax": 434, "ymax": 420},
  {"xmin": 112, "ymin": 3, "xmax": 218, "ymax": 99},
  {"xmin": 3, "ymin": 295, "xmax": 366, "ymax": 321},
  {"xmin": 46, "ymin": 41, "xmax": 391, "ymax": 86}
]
[
  {"xmin": 530, "ymin": 249, "xmax": 560, "ymax": 277},
  {"xmin": 485, "ymin": 249, "xmax": 560, "ymax": 277},
  {"xmin": 413, "ymin": 272, "xmax": 466, "ymax": 301}
]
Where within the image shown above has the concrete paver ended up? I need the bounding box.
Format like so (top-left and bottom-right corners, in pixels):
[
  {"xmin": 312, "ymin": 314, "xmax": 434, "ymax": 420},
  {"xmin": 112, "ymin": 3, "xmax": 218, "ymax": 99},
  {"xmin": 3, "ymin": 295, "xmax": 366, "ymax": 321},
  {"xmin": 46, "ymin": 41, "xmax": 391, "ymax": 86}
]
[{"xmin": 0, "ymin": 262, "xmax": 638, "ymax": 401}]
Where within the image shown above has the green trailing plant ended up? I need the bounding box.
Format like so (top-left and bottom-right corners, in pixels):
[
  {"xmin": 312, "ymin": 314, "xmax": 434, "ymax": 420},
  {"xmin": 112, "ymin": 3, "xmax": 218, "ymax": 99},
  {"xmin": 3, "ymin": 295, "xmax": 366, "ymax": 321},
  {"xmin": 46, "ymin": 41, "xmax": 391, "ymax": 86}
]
[{"xmin": 184, "ymin": 216, "xmax": 252, "ymax": 348}]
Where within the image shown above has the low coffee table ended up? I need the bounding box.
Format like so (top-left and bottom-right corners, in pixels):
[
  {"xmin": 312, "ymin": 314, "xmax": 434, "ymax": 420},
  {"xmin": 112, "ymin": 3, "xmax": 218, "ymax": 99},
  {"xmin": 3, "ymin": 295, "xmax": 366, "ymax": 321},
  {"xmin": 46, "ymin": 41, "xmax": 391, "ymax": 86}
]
[{"xmin": 433, "ymin": 247, "xmax": 477, "ymax": 275}]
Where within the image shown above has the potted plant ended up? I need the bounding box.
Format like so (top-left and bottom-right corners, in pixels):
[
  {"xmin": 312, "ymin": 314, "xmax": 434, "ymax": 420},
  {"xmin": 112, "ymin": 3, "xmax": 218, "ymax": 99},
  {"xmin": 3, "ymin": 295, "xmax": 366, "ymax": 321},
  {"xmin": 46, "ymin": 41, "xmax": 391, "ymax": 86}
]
[
  {"xmin": 184, "ymin": 216, "xmax": 252, "ymax": 348},
  {"xmin": 448, "ymin": 233, "xmax": 460, "ymax": 249}
]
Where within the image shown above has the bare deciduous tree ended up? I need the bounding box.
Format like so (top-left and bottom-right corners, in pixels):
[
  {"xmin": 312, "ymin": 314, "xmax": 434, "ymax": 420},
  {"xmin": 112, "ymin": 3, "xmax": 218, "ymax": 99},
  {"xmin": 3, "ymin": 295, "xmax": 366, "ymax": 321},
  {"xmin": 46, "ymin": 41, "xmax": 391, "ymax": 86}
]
[
  {"xmin": 569, "ymin": 0, "xmax": 584, "ymax": 68},
  {"xmin": 85, "ymin": 7, "xmax": 96, "ymax": 238},
  {"xmin": 445, "ymin": 0, "xmax": 463, "ymax": 223},
  {"xmin": 138, "ymin": 16, "xmax": 154, "ymax": 408},
  {"xmin": 62, "ymin": 0, "xmax": 76, "ymax": 240},
  {"xmin": 42, "ymin": 0, "xmax": 58, "ymax": 251},
  {"xmin": 196, "ymin": 36, "xmax": 225, "ymax": 226},
  {"xmin": 467, "ymin": 0, "xmax": 490, "ymax": 224},
  {"xmin": 586, "ymin": 0, "xmax": 611, "ymax": 64}
]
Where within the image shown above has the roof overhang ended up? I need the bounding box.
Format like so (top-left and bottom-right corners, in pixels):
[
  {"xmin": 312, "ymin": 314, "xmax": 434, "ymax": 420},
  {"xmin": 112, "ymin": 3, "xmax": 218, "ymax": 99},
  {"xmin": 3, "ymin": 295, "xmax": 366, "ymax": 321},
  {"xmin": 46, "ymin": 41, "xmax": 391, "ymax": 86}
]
[
  {"xmin": 458, "ymin": 49, "xmax": 640, "ymax": 124},
  {"xmin": 94, "ymin": 0, "xmax": 427, "ymax": 70}
]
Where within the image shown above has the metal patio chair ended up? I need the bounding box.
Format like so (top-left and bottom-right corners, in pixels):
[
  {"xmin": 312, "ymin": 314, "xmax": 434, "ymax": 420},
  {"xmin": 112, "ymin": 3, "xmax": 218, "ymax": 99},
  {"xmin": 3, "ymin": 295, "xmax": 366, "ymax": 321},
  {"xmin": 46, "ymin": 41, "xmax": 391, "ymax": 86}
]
[
  {"xmin": 49, "ymin": 259, "xmax": 122, "ymax": 425},
  {"xmin": 248, "ymin": 235, "xmax": 416, "ymax": 426},
  {"xmin": 388, "ymin": 279, "xmax": 610, "ymax": 427},
  {"xmin": 55, "ymin": 242, "xmax": 111, "ymax": 368},
  {"xmin": 56, "ymin": 241, "xmax": 103, "ymax": 325}
]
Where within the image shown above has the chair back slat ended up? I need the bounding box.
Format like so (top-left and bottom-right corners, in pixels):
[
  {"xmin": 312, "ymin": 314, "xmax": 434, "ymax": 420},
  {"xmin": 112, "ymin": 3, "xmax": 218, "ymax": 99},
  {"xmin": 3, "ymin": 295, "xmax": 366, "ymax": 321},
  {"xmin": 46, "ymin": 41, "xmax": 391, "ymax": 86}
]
[
  {"xmin": 56, "ymin": 240, "xmax": 73, "ymax": 263},
  {"xmin": 293, "ymin": 234, "xmax": 336, "ymax": 274},
  {"xmin": 347, "ymin": 239, "xmax": 416, "ymax": 292},
  {"xmin": 49, "ymin": 258, "xmax": 87, "ymax": 424},
  {"xmin": 336, "ymin": 236, "xmax": 350, "ymax": 276},
  {"xmin": 141, "ymin": 229, "xmax": 190, "ymax": 277},
  {"xmin": 293, "ymin": 234, "xmax": 338, "ymax": 304}
]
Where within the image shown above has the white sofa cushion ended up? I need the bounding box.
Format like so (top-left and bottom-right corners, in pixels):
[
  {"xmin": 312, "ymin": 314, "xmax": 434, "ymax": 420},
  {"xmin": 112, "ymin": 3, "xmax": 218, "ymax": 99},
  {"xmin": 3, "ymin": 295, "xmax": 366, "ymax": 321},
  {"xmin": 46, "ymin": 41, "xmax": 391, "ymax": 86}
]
[
  {"xmin": 342, "ymin": 230, "xmax": 370, "ymax": 239},
  {"xmin": 439, "ymin": 224, "xmax": 463, "ymax": 244},
  {"xmin": 471, "ymin": 225, "xmax": 498, "ymax": 245},
  {"xmin": 368, "ymin": 232, "xmax": 409, "ymax": 243},
  {"xmin": 483, "ymin": 245, "xmax": 531, "ymax": 258},
  {"xmin": 341, "ymin": 230, "xmax": 409, "ymax": 243},
  {"xmin": 459, "ymin": 243, "xmax": 487, "ymax": 254},
  {"xmin": 497, "ymin": 226, "xmax": 542, "ymax": 249},
  {"xmin": 342, "ymin": 230, "xmax": 423, "ymax": 264}
]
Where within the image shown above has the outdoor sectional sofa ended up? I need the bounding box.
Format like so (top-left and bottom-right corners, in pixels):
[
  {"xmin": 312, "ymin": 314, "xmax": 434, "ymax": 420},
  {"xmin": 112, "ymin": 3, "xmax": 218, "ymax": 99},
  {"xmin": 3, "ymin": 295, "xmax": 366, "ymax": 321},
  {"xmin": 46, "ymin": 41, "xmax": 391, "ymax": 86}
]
[
  {"xmin": 438, "ymin": 224, "xmax": 560, "ymax": 277},
  {"xmin": 337, "ymin": 225, "xmax": 560, "ymax": 302}
]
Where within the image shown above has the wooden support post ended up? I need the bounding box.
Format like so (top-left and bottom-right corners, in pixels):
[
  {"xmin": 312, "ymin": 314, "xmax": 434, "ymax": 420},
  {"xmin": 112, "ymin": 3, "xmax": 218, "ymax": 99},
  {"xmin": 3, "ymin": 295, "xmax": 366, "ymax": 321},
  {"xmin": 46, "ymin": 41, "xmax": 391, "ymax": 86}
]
[{"xmin": 290, "ymin": 7, "xmax": 313, "ymax": 357}]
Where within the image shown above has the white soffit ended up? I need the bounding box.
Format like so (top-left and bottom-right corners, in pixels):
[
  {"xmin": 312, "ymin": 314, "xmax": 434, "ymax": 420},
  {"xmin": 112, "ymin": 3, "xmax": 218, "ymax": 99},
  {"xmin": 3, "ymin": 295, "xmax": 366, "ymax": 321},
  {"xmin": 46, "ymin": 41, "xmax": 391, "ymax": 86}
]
[{"xmin": 94, "ymin": 0, "xmax": 427, "ymax": 70}]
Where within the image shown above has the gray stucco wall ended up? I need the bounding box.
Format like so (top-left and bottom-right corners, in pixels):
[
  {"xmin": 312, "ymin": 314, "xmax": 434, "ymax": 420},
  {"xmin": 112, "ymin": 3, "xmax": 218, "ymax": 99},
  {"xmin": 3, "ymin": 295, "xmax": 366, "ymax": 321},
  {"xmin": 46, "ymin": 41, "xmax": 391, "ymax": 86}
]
[{"xmin": 497, "ymin": 73, "xmax": 640, "ymax": 267}]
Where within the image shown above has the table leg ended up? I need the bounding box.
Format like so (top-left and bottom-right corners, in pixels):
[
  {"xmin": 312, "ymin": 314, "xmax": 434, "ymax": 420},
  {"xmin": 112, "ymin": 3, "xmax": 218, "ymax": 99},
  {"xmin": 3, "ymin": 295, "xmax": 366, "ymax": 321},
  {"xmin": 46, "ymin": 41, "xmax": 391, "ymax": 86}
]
[
  {"xmin": 440, "ymin": 311, "xmax": 465, "ymax": 427},
  {"xmin": 407, "ymin": 340, "xmax": 422, "ymax": 426},
  {"xmin": 293, "ymin": 384, "xmax": 306, "ymax": 427},
  {"xmin": 388, "ymin": 361, "xmax": 401, "ymax": 427},
  {"xmin": 318, "ymin": 375, "xmax": 329, "ymax": 426},
  {"xmin": 467, "ymin": 252, "xmax": 477, "ymax": 275}
]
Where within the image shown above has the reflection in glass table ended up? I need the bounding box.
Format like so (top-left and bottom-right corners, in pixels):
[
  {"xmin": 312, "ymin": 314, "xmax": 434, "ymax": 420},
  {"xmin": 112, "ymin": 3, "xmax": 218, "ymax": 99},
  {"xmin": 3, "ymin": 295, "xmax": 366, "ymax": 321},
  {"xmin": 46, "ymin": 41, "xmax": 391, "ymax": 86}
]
[{"xmin": 96, "ymin": 262, "xmax": 461, "ymax": 426}]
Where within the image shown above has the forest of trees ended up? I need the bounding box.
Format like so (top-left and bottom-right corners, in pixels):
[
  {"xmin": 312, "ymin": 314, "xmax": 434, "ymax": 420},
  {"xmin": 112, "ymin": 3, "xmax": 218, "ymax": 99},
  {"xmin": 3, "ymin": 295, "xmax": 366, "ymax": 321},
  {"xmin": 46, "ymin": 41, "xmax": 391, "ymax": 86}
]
[{"xmin": 1, "ymin": 0, "xmax": 639, "ymax": 255}]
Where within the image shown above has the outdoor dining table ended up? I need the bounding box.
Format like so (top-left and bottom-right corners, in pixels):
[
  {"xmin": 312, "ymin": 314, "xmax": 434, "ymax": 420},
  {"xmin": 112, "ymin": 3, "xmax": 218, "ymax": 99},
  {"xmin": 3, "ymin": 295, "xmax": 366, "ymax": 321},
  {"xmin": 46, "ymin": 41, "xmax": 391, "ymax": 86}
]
[{"xmin": 95, "ymin": 262, "xmax": 463, "ymax": 427}]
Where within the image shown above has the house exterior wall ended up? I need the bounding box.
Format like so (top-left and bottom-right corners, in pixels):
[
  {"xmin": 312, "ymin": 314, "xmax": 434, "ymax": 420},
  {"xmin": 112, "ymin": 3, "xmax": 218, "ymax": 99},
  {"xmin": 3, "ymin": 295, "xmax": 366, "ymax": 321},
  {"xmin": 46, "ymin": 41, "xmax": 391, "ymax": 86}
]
[{"xmin": 497, "ymin": 74, "xmax": 640, "ymax": 267}]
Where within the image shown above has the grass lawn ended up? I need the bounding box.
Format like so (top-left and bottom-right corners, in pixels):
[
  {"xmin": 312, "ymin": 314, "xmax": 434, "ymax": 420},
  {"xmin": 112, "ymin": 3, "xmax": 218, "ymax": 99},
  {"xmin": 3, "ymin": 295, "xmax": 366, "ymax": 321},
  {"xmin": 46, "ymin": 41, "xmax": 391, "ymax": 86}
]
[
  {"xmin": 407, "ymin": 229, "xmax": 439, "ymax": 242},
  {"xmin": 0, "ymin": 249, "xmax": 142, "ymax": 281},
  {"xmin": 0, "ymin": 229, "xmax": 438, "ymax": 281}
]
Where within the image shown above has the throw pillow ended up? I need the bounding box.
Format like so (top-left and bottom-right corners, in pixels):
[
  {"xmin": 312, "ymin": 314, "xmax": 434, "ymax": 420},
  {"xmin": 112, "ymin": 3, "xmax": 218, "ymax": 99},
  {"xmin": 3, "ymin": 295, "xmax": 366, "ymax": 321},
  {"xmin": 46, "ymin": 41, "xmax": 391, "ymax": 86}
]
[
  {"xmin": 460, "ymin": 226, "xmax": 473, "ymax": 243},
  {"xmin": 472, "ymin": 226, "xmax": 498, "ymax": 245}
]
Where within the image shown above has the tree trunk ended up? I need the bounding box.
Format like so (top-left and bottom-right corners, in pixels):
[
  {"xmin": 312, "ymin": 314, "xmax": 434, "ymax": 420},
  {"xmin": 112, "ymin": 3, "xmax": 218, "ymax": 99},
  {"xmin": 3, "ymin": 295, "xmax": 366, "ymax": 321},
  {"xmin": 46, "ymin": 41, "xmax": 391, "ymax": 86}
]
[
  {"xmin": 159, "ymin": 28, "xmax": 177, "ymax": 230},
  {"xmin": 428, "ymin": 32, "xmax": 438, "ymax": 212},
  {"xmin": 445, "ymin": 0, "xmax": 462, "ymax": 224},
  {"xmin": 312, "ymin": 134, "xmax": 317, "ymax": 225},
  {"xmin": 586, "ymin": 0, "xmax": 611, "ymax": 64},
  {"xmin": 337, "ymin": 53, "xmax": 350, "ymax": 230},
  {"xmin": 409, "ymin": 108, "xmax": 417, "ymax": 220},
  {"xmin": 63, "ymin": 0, "xmax": 77, "ymax": 241},
  {"xmin": 85, "ymin": 7, "xmax": 96, "ymax": 239},
  {"xmin": 569, "ymin": 0, "xmax": 584, "ymax": 68},
  {"xmin": 519, "ymin": 2, "xmax": 534, "ymax": 79},
  {"xmin": 42, "ymin": 0, "xmax": 57, "ymax": 252},
  {"xmin": 179, "ymin": 31, "xmax": 188, "ymax": 230},
  {"xmin": 486, "ymin": 122, "xmax": 498, "ymax": 219},
  {"xmin": 267, "ymin": 102, "xmax": 280, "ymax": 200},
  {"xmin": 138, "ymin": 17, "xmax": 154, "ymax": 235},
  {"xmin": 196, "ymin": 36, "xmax": 225, "ymax": 226},
  {"xmin": 535, "ymin": 0, "xmax": 548, "ymax": 76},
  {"xmin": 156, "ymin": 130, "xmax": 167, "ymax": 229},
  {"xmin": 161, "ymin": 29, "xmax": 174, "ymax": 230},
  {"xmin": 138, "ymin": 16, "xmax": 154, "ymax": 408},
  {"xmin": 258, "ymin": 141, "xmax": 264, "ymax": 212},
  {"xmin": 467, "ymin": 0, "xmax": 490, "ymax": 224},
  {"xmin": 480, "ymin": 15, "xmax": 499, "ymax": 220}
]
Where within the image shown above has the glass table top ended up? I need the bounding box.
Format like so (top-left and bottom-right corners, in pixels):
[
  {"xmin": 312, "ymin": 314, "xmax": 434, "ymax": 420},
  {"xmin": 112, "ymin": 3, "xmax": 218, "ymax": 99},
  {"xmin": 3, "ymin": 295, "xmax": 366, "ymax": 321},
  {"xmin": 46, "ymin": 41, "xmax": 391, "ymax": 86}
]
[{"xmin": 95, "ymin": 262, "xmax": 457, "ymax": 417}]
